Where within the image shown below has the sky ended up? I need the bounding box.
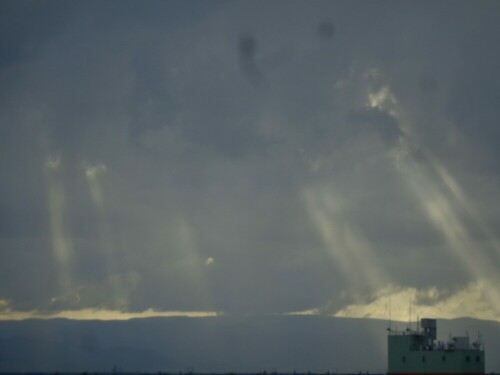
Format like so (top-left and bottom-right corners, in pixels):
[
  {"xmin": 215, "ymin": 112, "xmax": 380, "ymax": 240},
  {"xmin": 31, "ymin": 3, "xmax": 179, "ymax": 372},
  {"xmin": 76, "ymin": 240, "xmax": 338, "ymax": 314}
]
[{"xmin": 1, "ymin": 0, "xmax": 500, "ymax": 322}]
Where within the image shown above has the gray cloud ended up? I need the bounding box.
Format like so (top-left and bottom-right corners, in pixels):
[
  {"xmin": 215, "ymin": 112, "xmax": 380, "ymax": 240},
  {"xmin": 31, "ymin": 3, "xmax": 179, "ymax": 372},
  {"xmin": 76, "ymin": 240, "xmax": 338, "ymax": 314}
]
[
  {"xmin": 348, "ymin": 107, "xmax": 402, "ymax": 145},
  {"xmin": 238, "ymin": 33, "xmax": 264, "ymax": 86},
  {"xmin": 318, "ymin": 20, "xmax": 335, "ymax": 41},
  {"xmin": 1, "ymin": 1, "xmax": 500, "ymax": 317}
]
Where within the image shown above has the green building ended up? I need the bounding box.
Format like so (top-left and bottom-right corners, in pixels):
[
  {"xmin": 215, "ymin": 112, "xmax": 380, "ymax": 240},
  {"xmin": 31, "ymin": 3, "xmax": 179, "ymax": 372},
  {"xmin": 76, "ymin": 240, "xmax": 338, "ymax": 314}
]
[{"xmin": 388, "ymin": 319, "xmax": 484, "ymax": 375}]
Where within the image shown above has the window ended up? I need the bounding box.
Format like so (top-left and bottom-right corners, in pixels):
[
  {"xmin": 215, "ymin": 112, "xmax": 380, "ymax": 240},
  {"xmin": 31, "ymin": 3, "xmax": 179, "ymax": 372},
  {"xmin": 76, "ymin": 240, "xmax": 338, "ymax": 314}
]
[
  {"xmin": 402, "ymin": 356, "xmax": 406, "ymax": 363},
  {"xmin": 476, "ymin": 356, "xmax": 481, "ymax": 362},
  {"xmin": 466, "ymin": 356, "xmax": 470, "ymax": 362},
  {"xmin": 442, "ymin": 356, "xmax": 446, "ymax": 362},
  {"xmin": 422, "ymin": 356, "xmax": 426, "ymax": 363}
]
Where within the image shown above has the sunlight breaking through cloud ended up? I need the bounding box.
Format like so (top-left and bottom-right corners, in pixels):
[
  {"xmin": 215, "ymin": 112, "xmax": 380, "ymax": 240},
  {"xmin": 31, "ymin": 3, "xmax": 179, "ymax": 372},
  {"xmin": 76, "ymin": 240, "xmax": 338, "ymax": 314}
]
[
  {"xmin": 398, "ymin": 155, "xmax": 500, "ymax": 314},
  {"xmin": 1, "ymin": 0, "xmax": 500, "ymax": 328},
  {"xmin": 0, "ymin": 298, "xmax": 219, "ymax": 321},
  {"xmin": 44, "ymin": 154, "xmax": 74, "ymax": 295},
  {"xmin": 364, "ymin": 79, "xmax": 500, "ymax": 318},
  {"xmin": 82, "ymin": 161, "xmax": 129, "ymax": 308},
  {"xmin": 303, "ymin": 187, "xmax": 389, "ymax": 293},
  {"xmin": 174, "ymin": 218, "xmax": 213, "ymax": 308},
  {"xmin": 83, "ymin": 161, "xmax": 108, "ymax": 208},
  {"xmin": 430, "ymin": 158, "xmax": 500, "ymax": 259},
  {"xmin": 368, "ymin": 86, "xmax": 397, "ymax": 115},
  {"xmin": 334, "ymin": 281, "xmax": 500, "ymax": 323}
]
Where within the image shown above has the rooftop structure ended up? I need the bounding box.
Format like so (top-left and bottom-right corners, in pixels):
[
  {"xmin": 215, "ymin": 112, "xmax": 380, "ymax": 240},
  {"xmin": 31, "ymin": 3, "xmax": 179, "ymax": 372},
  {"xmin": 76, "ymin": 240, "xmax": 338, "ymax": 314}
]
[{"xmin": 387, "ymin": 318, "xmax": 484, "ymax": 375}]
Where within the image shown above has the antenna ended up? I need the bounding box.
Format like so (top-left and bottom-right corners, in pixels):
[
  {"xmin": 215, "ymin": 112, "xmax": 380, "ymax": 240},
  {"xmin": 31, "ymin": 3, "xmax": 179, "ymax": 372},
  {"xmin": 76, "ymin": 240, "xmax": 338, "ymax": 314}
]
[
  {"xmin": 408, "ymin": 296, "xmax": 412, "ymax": 331},
  {"xmin": 389, "ymin": 298, "xmax": 392, "ymax": 332},
  {"xmin": 386, "ymin": 300, "xmax": 389, "ymax": 332}
]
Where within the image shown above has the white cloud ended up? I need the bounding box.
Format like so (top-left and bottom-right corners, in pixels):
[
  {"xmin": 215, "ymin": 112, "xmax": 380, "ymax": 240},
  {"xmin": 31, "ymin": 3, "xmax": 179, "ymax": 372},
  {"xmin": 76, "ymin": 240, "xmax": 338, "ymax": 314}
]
[
  {"xmin": 205, "ymin": 257, "xmax": 215, "ymax": 266},
  {"xmin": 334, "ymin": 279, "xmax": 500, "ymax": 323}
]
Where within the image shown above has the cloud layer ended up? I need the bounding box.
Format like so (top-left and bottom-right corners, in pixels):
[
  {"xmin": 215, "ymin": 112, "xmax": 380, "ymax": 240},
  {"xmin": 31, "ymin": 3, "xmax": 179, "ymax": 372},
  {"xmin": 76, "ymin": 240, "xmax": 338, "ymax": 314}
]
[{"xmin": 1, "ymin": 1, "xmax": 500, "ymax": 320}]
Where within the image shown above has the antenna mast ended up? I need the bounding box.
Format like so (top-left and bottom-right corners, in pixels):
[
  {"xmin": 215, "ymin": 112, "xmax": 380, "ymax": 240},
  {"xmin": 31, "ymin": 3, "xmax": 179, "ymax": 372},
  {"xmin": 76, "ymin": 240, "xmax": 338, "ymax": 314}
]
[
  {"xmin": 409, "ymin": 296, "xmax": 412, "ymax": 331},
  {"xmin": 389, "ymin": 298, "xmax": 392, "ymax": 332}
]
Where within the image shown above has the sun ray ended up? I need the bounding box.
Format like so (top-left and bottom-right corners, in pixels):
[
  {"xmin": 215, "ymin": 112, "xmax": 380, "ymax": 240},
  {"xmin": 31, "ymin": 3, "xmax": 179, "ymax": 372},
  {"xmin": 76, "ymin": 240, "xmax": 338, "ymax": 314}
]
[
  {"xmin": 360, "ymin": 79, "xmax": 500, "ymax": 317},
  {"xmin": 44, "ymin": 154, "xmax": 74, "ymax": 295},
  {"xmin": 396, "ymin": 153, "xmax": 500, "ymax": 313},
  {"xmin": 174, "ymin": 218, "xmax": 213, "ymax": 309},
  {"xmin": 430, "ymin": 157, "xmax": 500, "ymax": 260},
  {"xmin": 83, "ymin": 161, "xmax": 132, "ymax": 309},
  {"xmin": 334, "ymin": 281, "xmax": 500, "ymax": 322},
  {"xmin": 303, "ymin": 186, "xmax": 389, "ymax": 295}
]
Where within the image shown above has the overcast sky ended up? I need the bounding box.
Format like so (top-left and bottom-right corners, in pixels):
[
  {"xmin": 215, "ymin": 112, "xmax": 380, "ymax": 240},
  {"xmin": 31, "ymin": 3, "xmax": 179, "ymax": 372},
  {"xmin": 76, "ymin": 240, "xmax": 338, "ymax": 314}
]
[{"xmin": 1, "ymin": 0, "xmax": 500, "ymax": 321}]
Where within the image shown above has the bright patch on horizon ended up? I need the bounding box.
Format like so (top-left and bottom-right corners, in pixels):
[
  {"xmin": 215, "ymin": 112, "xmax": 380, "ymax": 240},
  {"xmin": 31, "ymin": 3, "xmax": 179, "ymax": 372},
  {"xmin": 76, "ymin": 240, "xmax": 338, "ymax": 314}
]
[
  {"xmin": 286, "ymin": 308, "xmax": 320, "ymax": 316},
  {"xmin": 333, "ymin": 280, "xmax": 500, "ymax": 323},
  {"xmin": 0, "ymin": 301, "xmax": 220, "ymax": 321}
]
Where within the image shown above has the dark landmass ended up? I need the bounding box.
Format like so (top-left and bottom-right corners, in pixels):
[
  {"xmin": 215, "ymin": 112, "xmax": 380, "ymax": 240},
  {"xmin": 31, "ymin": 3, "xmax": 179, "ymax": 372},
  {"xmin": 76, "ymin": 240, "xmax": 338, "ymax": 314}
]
[{"xmin": 0, "ymin": 316, "xmax": 498, "ymax": 373}]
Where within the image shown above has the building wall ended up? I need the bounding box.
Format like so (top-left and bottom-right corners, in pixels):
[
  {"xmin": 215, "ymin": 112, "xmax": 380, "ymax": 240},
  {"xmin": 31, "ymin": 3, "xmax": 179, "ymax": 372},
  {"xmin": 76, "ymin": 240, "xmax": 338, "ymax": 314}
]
[{"xmin": 388, "ymin": 334, "xmax": 485, "ymax": 374}]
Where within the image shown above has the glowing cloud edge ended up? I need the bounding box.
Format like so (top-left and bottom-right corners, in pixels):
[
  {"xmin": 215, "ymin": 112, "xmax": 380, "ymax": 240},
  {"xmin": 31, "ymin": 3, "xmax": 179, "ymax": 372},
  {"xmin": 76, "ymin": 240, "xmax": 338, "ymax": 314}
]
[{"xmin": 0, "ymin": 305, "xmax": 220, "ymax": 321}]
